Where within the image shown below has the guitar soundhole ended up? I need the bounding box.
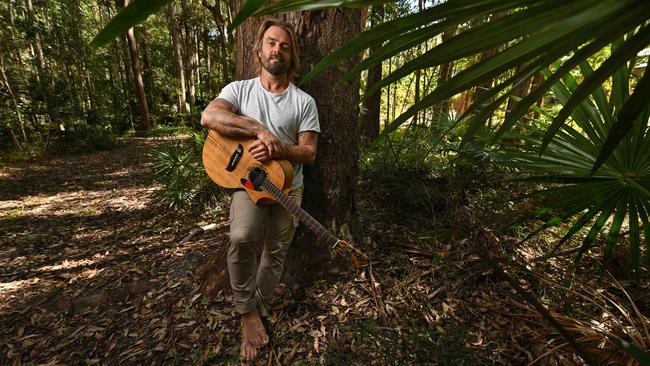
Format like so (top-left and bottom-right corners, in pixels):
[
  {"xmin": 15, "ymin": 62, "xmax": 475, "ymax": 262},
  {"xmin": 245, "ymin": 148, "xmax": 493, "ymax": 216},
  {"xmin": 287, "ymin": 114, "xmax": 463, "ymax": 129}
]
[{"xmin": 247, "ymin": 166, "xmax": 267, "ymax": 191}]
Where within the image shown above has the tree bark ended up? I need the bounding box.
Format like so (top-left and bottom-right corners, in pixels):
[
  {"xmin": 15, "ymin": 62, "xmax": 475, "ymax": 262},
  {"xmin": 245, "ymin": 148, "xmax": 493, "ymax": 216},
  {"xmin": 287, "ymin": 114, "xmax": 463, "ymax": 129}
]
[
  {"xmin": 26, "ymin": 0, "xmax": 52, "ymax": 117},
  {"xmin": 71, "ymin": 0, "xmax": 96, "ymax": 116},
  {"xmin": 201, "ymin": 0, "xmax": 233, "ymax": 86},
  {"xmin": 124, "ymin": 0, "xmax": 150, "ymax": 131}
]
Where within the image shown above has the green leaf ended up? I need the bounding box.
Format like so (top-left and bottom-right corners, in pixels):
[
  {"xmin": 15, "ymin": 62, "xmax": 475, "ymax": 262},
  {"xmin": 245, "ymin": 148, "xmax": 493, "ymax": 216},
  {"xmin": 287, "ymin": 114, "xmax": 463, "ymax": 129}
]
[
  {"xmin": 541, "ymin": 26, "xmax": 650, "ymax": 157},
  {"xmin": 379, "ymin": 1, "xmax": 634, "ymax": 139},
  {"xmin": 611, "ymin": 39, "xmax": 631, "ymax": 114},
  {"xmin": 592, "ymin": 69, "xmax": 650, "ymax": 173},
  {"xmin": 494, "ymin": 23, "xmax": 624, "ymax": 143},
  {"xmin": 254, "ymin": 0, "xmax": 383, "ymax": 16},
  {"xmin": 91, "ymin": 0, "xmax": 172, "ymax": 48},
  {"xmin": 366, "ymin": 0, "xmax": 605, "ymax": 100},
  {"xmin": 300, "ymin": 0, "xmax": 535, "ymax": 84},
  {"xmin": 579, "ymin": 61, "xmax": 613, "ymax": 129}
]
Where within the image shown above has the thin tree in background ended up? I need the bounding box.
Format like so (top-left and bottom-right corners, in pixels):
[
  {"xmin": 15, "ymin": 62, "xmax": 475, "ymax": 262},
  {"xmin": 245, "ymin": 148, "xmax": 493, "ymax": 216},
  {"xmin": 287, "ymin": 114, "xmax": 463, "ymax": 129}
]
[
  {"xmin": 167, "ymin": 2, "xmax": 187, "ymax": 116},
  {"xmin": 124, "ymin": 0, "xmax": 150, "ymax": 130},
  {"xmin": 360, "ymin": 4, "xmax": 384, "ymax": 140},
  {"xmin": 181, "ymin": 0, "xmax": 196, "ymax": 117},
  {"xmin": 435, "ymin": 28, "xmax": 455, "ymax": 118},
  {"xmin": 7, "ymin": 1, "xmax": 23, "ymax": 65}
]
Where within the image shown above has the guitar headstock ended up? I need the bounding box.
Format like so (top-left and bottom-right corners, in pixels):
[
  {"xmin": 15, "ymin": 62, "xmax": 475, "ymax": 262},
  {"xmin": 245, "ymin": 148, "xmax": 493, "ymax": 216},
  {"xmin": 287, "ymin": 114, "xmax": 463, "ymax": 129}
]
[{"xmin": 331, "ymin": 239, "xmax": 369, "ymax": 270}]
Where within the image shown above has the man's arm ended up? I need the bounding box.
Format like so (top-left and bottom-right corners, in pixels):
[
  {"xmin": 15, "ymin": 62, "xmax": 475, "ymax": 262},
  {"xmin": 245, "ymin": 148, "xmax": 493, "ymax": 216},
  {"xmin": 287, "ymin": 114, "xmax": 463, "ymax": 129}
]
[
  {"xmin": 284, "ymin": 131, "xmax": 318, "ymax": 164},
  {"xmin": 200, "ymin": 98, "xmax": 284, "ymax": 159}
]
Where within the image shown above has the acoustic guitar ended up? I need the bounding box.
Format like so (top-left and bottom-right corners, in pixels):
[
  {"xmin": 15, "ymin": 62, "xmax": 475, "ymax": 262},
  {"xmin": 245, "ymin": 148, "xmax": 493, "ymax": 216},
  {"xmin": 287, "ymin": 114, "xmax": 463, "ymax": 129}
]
[
  {"xmin": 202, "ymin": 129, "xmax": 345, "ymax": 249},
  {"xmin": 202, "ymin": 129, "xmax": 387, "ymax": 319}
]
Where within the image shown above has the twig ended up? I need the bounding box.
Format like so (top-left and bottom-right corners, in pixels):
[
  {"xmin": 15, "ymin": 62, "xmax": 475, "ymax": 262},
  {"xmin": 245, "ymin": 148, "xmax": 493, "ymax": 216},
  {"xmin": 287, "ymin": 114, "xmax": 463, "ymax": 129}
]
[{"xmin": 366, "ymin": 262, "xmax": 389, "ymax": 323}]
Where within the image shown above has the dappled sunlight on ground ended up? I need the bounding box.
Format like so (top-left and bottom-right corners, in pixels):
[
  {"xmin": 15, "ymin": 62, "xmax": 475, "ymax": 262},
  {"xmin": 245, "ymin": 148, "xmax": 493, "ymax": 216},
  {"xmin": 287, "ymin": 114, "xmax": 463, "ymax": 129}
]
[{"xmin": 0, "ymin": 137, "xmax": 647, "ymax": 365}]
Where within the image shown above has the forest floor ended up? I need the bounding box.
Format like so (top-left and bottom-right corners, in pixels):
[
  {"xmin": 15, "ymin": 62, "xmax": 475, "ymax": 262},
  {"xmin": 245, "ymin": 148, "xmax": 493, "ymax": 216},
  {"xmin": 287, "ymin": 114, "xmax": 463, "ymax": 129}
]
[{"xmin": 0, "ymin": 136, "xmax": 648, "ymax": 365}]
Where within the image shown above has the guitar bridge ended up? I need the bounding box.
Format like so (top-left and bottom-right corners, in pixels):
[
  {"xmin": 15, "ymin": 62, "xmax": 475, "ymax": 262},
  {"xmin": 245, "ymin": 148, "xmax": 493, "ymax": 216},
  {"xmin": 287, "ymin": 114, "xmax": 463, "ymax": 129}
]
[{"xmin": 226, "ymin": 143, "xmax": 244, "ymax": 172}]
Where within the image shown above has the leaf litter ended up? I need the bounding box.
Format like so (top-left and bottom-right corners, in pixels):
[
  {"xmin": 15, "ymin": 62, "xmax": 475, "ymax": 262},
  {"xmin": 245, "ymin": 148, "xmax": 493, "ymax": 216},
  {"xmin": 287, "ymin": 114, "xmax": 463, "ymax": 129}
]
[{"xmin": 0, "ymin": 137, "xmax": 647, "ymax": 365}]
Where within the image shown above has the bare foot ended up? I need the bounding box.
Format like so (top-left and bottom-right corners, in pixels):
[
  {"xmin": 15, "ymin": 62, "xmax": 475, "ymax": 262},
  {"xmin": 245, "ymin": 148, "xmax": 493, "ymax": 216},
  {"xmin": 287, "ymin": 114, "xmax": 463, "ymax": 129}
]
[{"xmin": 240, "ymin": 309, "xmax": 268, "ymax": 360}]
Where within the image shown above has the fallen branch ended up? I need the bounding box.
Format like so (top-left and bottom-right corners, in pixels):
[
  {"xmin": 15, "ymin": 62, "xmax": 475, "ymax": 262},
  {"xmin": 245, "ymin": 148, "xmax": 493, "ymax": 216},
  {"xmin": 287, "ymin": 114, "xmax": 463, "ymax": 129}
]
[{"xmin": 179, "ymin": 222, "xmax": 227, "ymax": 243}]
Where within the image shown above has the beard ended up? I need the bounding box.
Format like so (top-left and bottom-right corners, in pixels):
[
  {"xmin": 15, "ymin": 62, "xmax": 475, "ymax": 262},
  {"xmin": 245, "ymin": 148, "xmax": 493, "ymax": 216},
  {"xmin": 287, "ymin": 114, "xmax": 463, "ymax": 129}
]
[{"xmin": 261, "ymin": 54, "xmax": 289, "ymax": 76}]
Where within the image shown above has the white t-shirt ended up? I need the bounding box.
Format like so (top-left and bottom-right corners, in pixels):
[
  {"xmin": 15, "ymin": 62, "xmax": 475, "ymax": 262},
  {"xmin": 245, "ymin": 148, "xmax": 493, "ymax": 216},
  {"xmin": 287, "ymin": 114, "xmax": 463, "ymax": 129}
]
[{"xmin": 217, "ymin": 77, "xmax": 320, "ymax": 190}]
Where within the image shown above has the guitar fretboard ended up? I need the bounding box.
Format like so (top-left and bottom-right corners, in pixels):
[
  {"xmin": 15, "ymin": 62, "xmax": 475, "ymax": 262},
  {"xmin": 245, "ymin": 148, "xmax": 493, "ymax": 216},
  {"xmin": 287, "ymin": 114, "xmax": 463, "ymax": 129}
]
[{"xmin": 260, "ymin": 179, "xmax": 339, "ymax": 247}]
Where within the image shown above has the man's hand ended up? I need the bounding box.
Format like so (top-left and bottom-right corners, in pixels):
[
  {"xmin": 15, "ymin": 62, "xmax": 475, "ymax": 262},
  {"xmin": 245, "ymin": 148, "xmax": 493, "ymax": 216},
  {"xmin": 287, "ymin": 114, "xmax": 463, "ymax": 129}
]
[
  {"xmin": 249, "ymin": 139, "xmax": 284, "ymax": 162},
  {"xmin": 252, "ymin": 129, "xmax": 285, "ymax": 161}
]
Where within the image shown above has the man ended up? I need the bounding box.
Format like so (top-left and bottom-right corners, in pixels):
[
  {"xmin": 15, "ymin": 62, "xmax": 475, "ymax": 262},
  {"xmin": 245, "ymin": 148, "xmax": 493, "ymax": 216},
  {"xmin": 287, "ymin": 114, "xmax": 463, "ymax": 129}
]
[{"xmin": 200, "ymin": 19, "xmax": 320, "ymax": 360}]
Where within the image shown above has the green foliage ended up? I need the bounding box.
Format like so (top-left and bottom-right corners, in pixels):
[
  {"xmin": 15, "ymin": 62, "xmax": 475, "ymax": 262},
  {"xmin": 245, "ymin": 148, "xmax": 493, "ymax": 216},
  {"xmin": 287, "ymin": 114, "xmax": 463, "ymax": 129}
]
[
  {"xmin": 1, "ymin": 0, "xmax": 233, "ymax": 153},
  {"xmin": 360, "ymin": 124, "xmax": 447, "ymax": 219},
  {"xmin": 237, "ymin": 0, "xmax": 650, "ymax": 172},
  {"xmin": 150, "ymin": 132, "xmax": 225, "ymax": 211},
  {"xmin": 1, "ymin": 122, "xmax": 121, "ymax": 162},
  {"xmin": 503, "ymin": 61, "xmax": 650, "ymax": 273},
  {"xmin": 48, "ymin": 123, "xmax": 121, "ymax": 155}
]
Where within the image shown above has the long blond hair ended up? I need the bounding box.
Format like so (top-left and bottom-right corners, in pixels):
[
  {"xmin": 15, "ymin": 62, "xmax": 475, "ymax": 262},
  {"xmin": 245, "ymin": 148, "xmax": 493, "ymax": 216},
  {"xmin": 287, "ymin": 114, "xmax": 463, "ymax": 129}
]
[{"xmin": 253, "ymin": 19, "xmax": 300, "ymax": 83}]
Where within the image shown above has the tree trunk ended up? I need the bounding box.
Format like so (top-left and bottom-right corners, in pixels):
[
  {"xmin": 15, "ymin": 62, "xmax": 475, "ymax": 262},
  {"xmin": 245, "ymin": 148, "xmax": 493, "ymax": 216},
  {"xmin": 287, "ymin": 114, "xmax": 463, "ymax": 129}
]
[
  {"xmin": 505, "ymin": 64, "xmax": 535, "ymax": 122},
  {"xmin": 203, "ymin": 28, "xmax": 216, "ymax": 97},
  {"xmin": 435, "ymin": 29, "xmax": 456, "ymax": 118},
  {"xmin": 72, "ymin": 0, "xmax": 96, "ymax": 116},
  {"xmin": 26, "ymin": 0, "xmax": 52, "ymax": 117},
  {"xmin": 181, "ymin": 0, "xmax": 196, "ymax": 127},
  {"xmin": 529, "ymin": 71, "xmax": 544, "ymax": 120},
  {"xmin": 360, "ymin": 4, "xmax": 384, "ymax": 141},
  {"xmin": 139, "ymin": 29, "xmax": 154, "ymax": 114},
  {"xmin": 167, "ymin": 2, "xmax": 187, "ymax": 115},
  {"xmin": 124, "ymin": 0, "xmax": 150, "ymax": 131},
  {"xmin": 8, "ymin": 1, "xmax": 23, "ymax": 65},
  {"xmin": 385, "ymin": 57, "xmax": 392, "ymax": 125}
]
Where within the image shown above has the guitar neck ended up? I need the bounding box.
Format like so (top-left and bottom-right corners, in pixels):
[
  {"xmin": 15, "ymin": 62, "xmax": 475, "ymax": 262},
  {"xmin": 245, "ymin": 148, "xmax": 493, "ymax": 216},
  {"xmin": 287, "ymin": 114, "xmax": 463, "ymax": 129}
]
[{"xmin": 260, "ymin": 180, "xmax": 339, "ymax": 247}]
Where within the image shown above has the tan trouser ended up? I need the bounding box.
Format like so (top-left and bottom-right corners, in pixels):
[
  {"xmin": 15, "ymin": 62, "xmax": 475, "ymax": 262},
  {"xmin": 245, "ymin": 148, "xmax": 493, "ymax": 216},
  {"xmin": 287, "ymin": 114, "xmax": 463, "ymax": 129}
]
[{"xmin": 227, "ymin": 186, "xmax": 302, "ymax": 316}]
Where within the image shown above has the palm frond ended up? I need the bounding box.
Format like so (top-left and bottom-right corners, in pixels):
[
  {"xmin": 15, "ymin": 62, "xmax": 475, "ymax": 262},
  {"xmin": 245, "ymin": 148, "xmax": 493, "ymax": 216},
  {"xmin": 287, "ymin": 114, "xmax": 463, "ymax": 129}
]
[{"xmin": 503, "ymin": 59, "xmax": 650, "ymax": 271}]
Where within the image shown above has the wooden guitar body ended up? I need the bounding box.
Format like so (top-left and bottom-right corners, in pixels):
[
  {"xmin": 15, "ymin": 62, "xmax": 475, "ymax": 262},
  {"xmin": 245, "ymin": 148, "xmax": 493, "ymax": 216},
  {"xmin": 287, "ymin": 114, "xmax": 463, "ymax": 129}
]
[{"xmin": 202, "ymin": 129, "xmax": 294, "ymax": 204}]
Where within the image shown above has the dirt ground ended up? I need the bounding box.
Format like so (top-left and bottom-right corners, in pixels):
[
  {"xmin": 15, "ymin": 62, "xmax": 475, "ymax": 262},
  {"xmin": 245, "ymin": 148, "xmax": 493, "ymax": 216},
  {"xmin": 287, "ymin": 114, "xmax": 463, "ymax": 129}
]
[{"xmin": 1, "ymin": 137, "xmax": 647, "ymax": 365}]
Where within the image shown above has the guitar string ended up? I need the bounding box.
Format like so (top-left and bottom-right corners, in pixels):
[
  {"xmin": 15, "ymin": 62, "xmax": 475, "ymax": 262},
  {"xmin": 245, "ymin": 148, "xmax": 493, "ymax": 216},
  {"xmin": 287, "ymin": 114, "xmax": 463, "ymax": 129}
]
[{"xmin": 260, "ymin": 178, "xmax": 339, "ymax": 247}]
